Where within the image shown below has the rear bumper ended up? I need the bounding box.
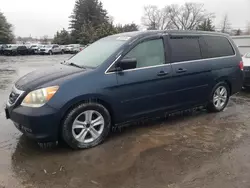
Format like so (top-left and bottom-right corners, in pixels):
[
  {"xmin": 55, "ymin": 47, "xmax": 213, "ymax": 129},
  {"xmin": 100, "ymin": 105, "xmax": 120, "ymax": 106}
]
[
  {"xmin": 243, "ymin": 70, "xmax": 250, "ymax": 87},
  {"xmin": 244, "ymin": 78, "xmax": 250, "ymax": 87},
  {"xmin": 230, "ymin": 71, "xmax": 244, "ymax": 95},
  {"xmin": 6, "ymin": 104, "xmax": 60, "ymax": 142}
]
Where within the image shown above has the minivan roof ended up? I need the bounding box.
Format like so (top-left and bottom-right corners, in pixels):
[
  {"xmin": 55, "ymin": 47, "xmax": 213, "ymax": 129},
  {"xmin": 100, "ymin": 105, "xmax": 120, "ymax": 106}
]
[{"xmin": 111, "ymin": 30, "xmax": 229, "ymax": 40}]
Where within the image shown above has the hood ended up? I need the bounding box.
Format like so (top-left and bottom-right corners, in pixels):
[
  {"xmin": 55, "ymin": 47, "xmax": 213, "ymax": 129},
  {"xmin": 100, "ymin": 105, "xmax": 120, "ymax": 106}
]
[{"xmin": 15, "ymin": 64, "xmax": 86, "ymax": 91}]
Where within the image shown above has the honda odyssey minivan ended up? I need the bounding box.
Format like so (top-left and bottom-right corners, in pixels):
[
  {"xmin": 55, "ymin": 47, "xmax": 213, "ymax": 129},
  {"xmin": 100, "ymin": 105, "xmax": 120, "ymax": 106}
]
[{"xmin": 5, "ymin": 31, "xmax": 244, "ymax": 149}]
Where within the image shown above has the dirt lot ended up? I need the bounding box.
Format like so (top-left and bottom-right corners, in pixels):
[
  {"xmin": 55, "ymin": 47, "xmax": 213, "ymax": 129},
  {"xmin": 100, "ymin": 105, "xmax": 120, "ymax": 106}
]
[{"xmin": 1, "ymin": 55, "xmax": 250, "ymax": 188}]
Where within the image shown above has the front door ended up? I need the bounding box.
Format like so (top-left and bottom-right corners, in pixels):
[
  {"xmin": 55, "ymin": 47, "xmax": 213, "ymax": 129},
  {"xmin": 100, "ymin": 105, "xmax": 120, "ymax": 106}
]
[{"xmin": 112, "ymin": 37, "xmax": 174, "ymax": 121}]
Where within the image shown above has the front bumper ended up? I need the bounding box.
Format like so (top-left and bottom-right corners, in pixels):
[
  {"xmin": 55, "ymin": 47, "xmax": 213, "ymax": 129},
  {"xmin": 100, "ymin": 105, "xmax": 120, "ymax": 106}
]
[
  {"xmin": 39, "ymin": 51, "xmax": 49, "ymax": 54},
  {"xmin": 6, "ymin": 104, "xmax": 60, "ymax": 142}
]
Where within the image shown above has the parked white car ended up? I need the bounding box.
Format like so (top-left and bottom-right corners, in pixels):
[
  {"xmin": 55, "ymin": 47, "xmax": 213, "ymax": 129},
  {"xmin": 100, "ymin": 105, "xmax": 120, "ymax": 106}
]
[
  {"xmin": 39, "ymin": 44, "xmax": 62, "ymax": 55},
  {"xmin": 242, "ymin": 52, "xmax": 250, "ymax": 66},
  {"xmin": 65, "ymin": 44, "xmax": 85, "ymax": 54}
]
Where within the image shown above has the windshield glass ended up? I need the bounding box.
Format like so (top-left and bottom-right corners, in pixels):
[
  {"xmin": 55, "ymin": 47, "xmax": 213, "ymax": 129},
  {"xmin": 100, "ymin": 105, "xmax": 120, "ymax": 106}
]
[{"xmin": 67, "ymin": 37, "xmax": 127, "ymax": 68}]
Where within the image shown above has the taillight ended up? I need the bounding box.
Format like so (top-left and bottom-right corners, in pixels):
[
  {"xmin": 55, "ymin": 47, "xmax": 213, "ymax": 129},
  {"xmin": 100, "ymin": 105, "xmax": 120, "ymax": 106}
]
[{"xmin": 239, "ymin": 61, "xmax": 244, "ymax": 71}]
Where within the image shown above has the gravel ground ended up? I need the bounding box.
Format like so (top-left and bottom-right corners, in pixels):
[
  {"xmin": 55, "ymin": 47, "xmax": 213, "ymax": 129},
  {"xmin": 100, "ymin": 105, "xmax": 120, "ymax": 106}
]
[{"xmin": 1, "ymin": 55, "xmax": 250, "ymax": 188}]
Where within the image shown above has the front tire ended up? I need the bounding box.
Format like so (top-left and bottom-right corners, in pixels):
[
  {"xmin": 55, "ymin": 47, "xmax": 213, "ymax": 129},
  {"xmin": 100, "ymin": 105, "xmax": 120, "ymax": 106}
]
[
  {"xmin": 49, "ymin": 50, "xmax": 53, "ymax": 55},
  {"xmin": 207, "ymin": 82, "xmax": 230, "ymax": 112},
  {"xmin": 61, "ymin": 102, "xmax": 111, "ymax": 149}
]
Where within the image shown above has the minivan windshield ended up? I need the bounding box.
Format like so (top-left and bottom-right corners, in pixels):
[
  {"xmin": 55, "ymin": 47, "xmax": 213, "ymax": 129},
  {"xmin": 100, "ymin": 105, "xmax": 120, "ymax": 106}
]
[{"xmin": 67, "ymin": 37, "xmax": 127, "ymax": 68}]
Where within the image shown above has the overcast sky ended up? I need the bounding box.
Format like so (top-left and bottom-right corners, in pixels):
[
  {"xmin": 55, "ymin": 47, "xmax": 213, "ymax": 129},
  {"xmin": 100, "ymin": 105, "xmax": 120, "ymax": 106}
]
[{"xmin": 0, "ymin": 0, "xmax": 249, "ymax": 38}]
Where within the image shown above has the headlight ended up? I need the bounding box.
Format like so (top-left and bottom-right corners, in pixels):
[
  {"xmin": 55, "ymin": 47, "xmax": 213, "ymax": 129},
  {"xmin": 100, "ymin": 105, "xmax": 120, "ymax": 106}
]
[{"xmin": 21, "ymin": 86, "xmax": 59, "ymax": 107}]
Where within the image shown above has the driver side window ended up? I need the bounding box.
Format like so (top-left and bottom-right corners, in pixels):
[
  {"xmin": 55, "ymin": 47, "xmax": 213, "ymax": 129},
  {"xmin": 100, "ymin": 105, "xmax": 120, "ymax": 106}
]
[{"xmin": 123, "ymin": 38, "xmax": 165, "ymax": 69}]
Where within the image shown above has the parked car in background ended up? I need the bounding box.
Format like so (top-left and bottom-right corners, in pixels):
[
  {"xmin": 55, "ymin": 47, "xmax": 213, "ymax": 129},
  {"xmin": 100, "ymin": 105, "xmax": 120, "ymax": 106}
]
[
  {"xmin": 60, "ymin": 45, "xmax": 70, "ymax": 54},
  {"xmin": 39, "ymin": 44, "xmax": 62, "ymax": 55},
  {"xmin": 4, "ymin": 45, "xmax": 18, "ymax": 55},
  {"xmin": 242, "ymin": 52, "xmax": 250, "ymax": 87},
  {"xmin": 17, "ymin": 45, "xmax": 29, "ymax": 55},
  {"xmin": 28, "ymin": 44, "xmax": 41, "ymax": 55},
  {"xmin": 59, "ymin": 44, "xmax": 85, "ymax": 54},
  {"xmin": 70, "ymin": 44, "xmax": 80, "ymax": 53},
  {"xmin": 65, "ymin": 44, "xmax": 85, "ymax": 54},
  {"xmin": 0, "ymin": 44, "xmax": 8, "ymax": 55},
  {"xmin": 79, "ymin": 45, "xmax": 85, "ymax": 52},
  {"xmin": 5, "ymin": 31, "xmax": 243, "ymax": 149},
  {"xmin": 3, "ymin": 45, "xmax": 29, "ymax": 56}
]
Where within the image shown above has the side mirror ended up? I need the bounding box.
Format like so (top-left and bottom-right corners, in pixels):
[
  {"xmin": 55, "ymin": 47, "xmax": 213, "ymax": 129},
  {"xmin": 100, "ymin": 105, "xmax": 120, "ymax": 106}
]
[{"xmin": 117, "ymin": 58, "xmax": 137, "ymax": 71}]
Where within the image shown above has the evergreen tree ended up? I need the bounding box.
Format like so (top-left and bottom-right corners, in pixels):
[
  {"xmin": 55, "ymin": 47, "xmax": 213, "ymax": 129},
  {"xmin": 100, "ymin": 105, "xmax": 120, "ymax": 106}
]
[
  {"xmin": 69, "ymin": 0, "xmax": 109, "ymax": 43},
  {"xmin": 116, "ymin": 23, "xmax": 139, "ymax": 33},
  {"xmin": 197, "ymin": 18, "xmax": 215, "ymax": 31},
  {"xmin": 0, "ymin": 12, "xmax": 14, "ymax": 43},
  {"xmin": 53, "ymin": 29, "xmax": 71, "ymax": 44},
  {"xmin": 78, "ymin": 22, "xmax": 117, "ymax": 44}
]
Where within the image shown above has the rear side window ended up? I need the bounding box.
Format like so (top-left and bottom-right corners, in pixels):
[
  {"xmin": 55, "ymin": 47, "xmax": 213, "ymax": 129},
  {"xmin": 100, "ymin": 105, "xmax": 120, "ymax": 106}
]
[
  {"xmin": 200, "ymin": 36, "xmax": 235, "ymax": 58},
  {"xmin": 170, "ymin": 36, "xmax": 202, "ymax": 62}
]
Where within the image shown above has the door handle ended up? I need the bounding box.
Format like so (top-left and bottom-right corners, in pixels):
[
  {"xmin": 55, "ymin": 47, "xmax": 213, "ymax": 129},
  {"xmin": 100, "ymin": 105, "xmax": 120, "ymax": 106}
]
[
  {"xmin": 157, "ymin": 71, "xmax": 168, "ymax": 77},
  {"xmin": 176, "ymin": 68, "xmax": 187, "ymax": 73}
]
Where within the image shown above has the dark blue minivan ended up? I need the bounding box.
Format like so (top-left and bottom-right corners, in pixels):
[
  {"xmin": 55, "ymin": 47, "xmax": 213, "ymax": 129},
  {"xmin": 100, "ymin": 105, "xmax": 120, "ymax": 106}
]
[{"xmin": 5, "ymin": 31, "xmax": 244, "ymax": 149}]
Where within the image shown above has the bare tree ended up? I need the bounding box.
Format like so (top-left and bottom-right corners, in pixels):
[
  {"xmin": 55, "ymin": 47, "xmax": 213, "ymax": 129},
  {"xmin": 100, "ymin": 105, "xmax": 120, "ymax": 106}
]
[
  {"xmin": 141, "ymin": 5, "xmax": 173, "ymax": 30},
  {"xmin": 168, "ymin": 3, "xmax": 210, "ymax": 30},
  {"xmin": 221, "ymin": 14, "xmax": 231, "ymax": 33},
  {"xmin": 40, "ymin": 35, "xmax": 49, "ymax": 44},
  {"xmin": 142, "ymin": 3, "xmax": 211, "ymax": 31}
]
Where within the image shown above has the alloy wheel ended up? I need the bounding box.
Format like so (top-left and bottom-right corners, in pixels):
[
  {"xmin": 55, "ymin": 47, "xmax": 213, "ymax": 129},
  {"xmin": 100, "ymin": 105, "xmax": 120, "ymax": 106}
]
[
  {"xmin": 213, "ymin": 86, "xmax": 228, "ymax": 110},
  {"xmin": 72, "ymin": 110, "xmax": 105, "ymax": 143}
]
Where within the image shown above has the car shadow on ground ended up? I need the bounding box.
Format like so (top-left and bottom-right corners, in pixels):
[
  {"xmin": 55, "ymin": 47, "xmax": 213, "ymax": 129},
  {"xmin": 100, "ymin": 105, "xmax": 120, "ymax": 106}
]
[{"xmin": 13, "ymin": 107, "xmax": 208, "ymax": 154}]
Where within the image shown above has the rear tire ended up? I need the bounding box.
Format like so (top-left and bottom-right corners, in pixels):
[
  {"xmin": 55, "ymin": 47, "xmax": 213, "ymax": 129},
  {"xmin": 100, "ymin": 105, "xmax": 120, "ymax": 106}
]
[
  {"xmin": 61, "ymin": 102, "xmax": 111, "ymax": 149},
  {"xmin": 49, "ymin": 50, "xmax": 53, "ymax": 55},
  {"xmin": 207, "ymin": 82, "xmax": 230, "ymax": 112}
]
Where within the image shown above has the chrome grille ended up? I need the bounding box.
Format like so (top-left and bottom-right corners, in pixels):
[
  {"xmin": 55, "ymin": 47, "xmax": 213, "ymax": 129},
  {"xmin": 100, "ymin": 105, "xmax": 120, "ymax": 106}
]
[
  {"xmin": 7, "ymin": 86, "xmax": 24, "ymax": 106},
  {"xmin": 8, "ymin": 92, "xmax": 20, "ymax": 105}
]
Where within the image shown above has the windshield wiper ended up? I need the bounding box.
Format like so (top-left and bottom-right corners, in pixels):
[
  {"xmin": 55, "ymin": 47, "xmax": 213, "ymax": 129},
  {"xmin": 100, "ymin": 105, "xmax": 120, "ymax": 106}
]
[{"xmin": 67, "ymin": 62, "xmax": 85, "ymax": 69}]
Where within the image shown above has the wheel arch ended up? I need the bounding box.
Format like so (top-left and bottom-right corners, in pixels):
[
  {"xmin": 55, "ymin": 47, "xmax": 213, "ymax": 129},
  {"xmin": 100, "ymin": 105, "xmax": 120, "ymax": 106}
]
[
  {"xmin": 215, "ymin": 77, "xmax": 232, "ymax": 95},
  {"xmin": 59, "ymin": 95, "xmax": 115, "ymax": 128}
]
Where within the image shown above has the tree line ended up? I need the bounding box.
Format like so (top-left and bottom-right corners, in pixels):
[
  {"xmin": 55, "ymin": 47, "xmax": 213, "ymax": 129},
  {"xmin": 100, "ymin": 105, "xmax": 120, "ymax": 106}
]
[
  {"xmin": 0, "ymin": 12, "xmax": 14, "ymax": 44},
  {"xmin": 53, "ymin": 0, "xmax": 250, "ymax": 44},
  {"xmin": 53, "ymin": 0, "xmax": 139, "ymax": 45},
  {"xmin": 1, "ymin": 0, "xmax": 250, "ymax": 45}
]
